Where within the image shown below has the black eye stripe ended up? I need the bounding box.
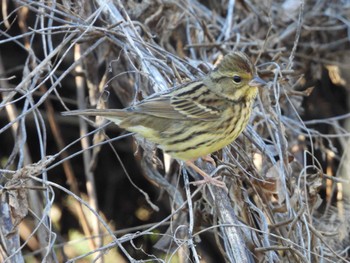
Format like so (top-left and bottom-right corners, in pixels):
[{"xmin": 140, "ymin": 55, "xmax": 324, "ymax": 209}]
[{"xmin": 233, "ymin": 75, "xmax": 241, "ymax": 83}]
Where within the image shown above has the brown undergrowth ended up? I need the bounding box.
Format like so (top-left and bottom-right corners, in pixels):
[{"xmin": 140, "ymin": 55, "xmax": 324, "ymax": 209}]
[{"xmin": 0, "ymin": 0, "xmax": 349, "ymax": 262}]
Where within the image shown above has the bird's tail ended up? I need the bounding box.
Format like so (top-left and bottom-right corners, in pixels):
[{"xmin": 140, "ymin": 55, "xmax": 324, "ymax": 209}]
[{"xmin": 62, "ymin": 109, "xmax": 128, "ymax": 125}]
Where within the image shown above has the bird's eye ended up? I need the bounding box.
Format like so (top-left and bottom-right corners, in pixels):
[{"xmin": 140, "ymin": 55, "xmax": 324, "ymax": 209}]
[{"xmin": 233, "ymin": 75, "xmax": 242, "ymax": 83}]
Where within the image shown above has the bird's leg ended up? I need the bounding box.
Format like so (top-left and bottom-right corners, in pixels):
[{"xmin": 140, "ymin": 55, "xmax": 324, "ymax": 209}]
[
  {"xmin": 200, "ymin": 155, "xmax": 216, "ymax": 166},
  {"xmin": 185, "ymin": 160, "xmax": 226, "ymax": 188}
]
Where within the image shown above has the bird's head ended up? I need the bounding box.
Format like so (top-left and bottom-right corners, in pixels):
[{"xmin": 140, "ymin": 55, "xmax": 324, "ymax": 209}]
[{"xmin": 204, "ymin": 51, "xmax": 266, "ymax": 102}]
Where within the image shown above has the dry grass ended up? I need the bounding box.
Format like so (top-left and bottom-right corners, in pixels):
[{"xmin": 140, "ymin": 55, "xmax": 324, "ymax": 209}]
[{"xmin": 0, "ymin": 0, "xmax": 350, "ymax": 262}]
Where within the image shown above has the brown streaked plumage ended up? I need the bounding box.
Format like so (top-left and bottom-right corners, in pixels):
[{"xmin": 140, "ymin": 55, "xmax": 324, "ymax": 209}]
[{"xmin": 62, "ymin": 52, "xmax": 266, "ymax": 161}]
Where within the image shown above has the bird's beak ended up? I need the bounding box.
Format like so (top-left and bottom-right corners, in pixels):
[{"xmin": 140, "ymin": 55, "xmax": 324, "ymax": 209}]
[{"xmin": 249, "ymin": 76, "xmax": 266, "ymax": 87}]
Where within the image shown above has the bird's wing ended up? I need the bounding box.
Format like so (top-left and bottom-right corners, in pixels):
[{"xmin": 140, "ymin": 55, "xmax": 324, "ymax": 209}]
[{"xmin": 130, "ymin": 81, "xmax": 223, "ymax": 120}]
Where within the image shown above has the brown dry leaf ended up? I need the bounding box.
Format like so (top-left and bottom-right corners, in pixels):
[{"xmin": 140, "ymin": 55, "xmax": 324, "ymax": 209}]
[
  {"xmin": 8, "ymin": 187, "xmax": 29, "ymax": 229},
  {"xmin": 260, "ymin": 161, "xmax": 286, "ymax": 205},
  {"xmin": 11, "ymin": 156, "xmax": 55, "ymax": 180},
  {"xmin": 5, "ymin": 156, "xmax": 55, "ymax": 229},
  {"xmin": 325, "ymin": 65, "xmax": 347, "ymax": 86}
]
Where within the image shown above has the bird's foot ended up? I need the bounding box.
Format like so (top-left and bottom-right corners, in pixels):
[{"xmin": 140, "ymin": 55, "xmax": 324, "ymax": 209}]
[
  {"xmin": 190, "ymin": 175, "xmax": 226, "ymax": 189},
  {"xmin": 185, "ymin": 160, "xmax": 226, "ymax": 189}
]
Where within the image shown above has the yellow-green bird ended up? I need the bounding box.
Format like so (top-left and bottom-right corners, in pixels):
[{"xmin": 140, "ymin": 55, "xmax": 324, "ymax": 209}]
[{"xmin": 63, "ymin": 52, "xmax": 265, "ymax": 161}]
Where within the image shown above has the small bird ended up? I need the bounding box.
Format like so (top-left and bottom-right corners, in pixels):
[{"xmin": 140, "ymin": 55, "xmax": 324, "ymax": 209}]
[{"xmin": 63, "ymin": 52, "xmax": 265, "ymax": 179}]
